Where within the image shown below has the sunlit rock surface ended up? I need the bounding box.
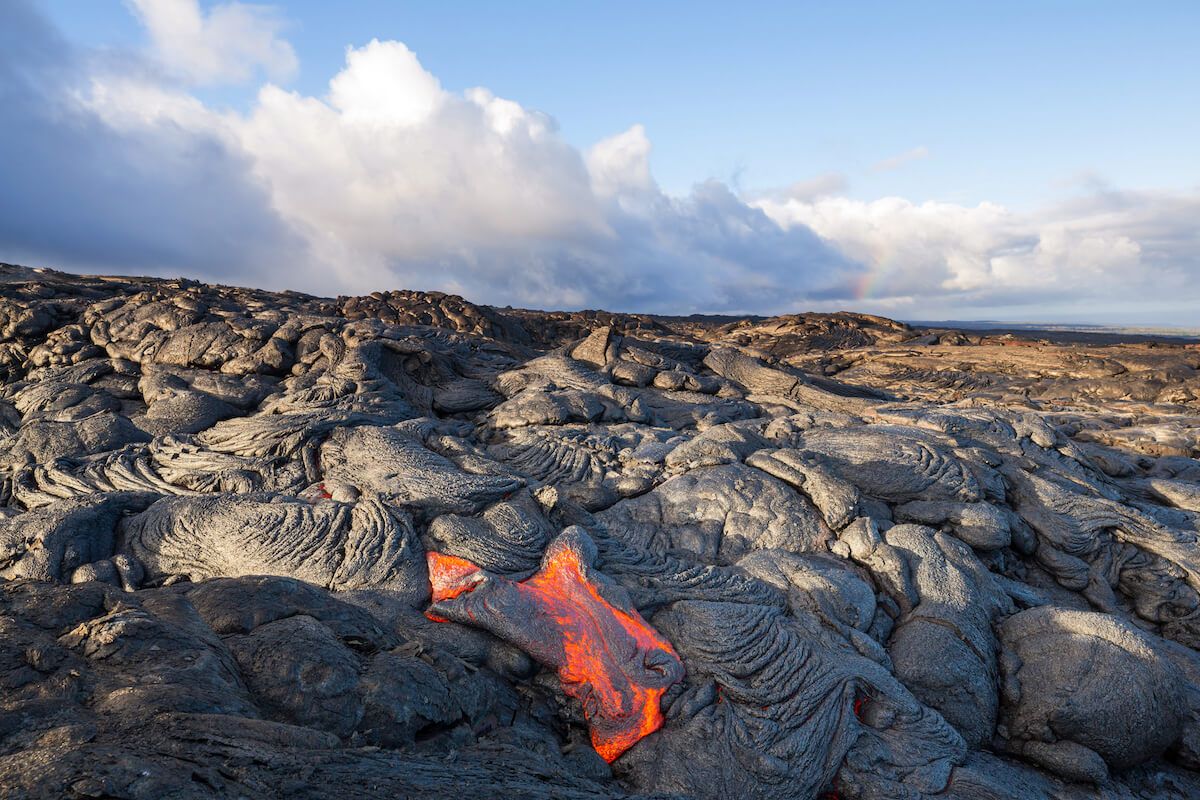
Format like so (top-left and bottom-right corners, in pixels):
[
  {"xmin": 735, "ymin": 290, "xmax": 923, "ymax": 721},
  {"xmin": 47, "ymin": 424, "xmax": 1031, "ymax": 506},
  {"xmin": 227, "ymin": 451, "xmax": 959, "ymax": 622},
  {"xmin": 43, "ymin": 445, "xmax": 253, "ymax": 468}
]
[{"xmin": 2, "ymin": 262, "xmax": 1200, "ymax": 799}]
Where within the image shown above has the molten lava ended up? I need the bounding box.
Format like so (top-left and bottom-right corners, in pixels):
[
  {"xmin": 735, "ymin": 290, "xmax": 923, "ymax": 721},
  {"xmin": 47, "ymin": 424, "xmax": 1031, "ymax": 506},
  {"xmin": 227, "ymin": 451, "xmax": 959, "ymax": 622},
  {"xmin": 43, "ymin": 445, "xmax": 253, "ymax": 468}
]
[{"xmin": 426, "ymin": 527, "xmax": 684, "ymax": 762}]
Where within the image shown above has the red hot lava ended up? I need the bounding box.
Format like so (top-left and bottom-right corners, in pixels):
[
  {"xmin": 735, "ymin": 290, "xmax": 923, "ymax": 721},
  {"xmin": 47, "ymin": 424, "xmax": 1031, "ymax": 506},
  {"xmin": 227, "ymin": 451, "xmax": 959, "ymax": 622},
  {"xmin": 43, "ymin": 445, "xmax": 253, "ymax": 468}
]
[{"xmin": 426, "ymin": 527, "xmax": 685, "ymax": 762}]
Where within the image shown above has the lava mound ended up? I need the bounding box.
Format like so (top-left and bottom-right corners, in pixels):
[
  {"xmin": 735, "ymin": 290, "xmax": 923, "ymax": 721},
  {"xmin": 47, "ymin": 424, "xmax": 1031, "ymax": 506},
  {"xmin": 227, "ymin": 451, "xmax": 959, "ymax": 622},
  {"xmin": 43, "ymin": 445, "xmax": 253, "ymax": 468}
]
[{"xmin": 2, "ymin": 262, "xmax": 1200, "ymax": 799}]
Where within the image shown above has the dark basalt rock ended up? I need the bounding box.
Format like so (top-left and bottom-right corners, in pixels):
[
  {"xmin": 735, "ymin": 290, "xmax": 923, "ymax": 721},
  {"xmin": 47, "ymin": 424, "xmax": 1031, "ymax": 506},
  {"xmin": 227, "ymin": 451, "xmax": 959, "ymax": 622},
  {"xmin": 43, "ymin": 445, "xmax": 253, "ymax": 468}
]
[{"xmin": 2, "ymin": 261, "xmax": 1200, "ymax": 799}]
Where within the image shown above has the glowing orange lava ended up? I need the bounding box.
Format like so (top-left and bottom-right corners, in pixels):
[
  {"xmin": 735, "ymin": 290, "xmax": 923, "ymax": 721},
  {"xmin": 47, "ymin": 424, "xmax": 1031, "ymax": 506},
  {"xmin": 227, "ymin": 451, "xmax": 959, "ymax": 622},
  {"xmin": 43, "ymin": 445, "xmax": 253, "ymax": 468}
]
[
  {"xmin": 425, "ymin": 530, "xmax": 684, "ymax": 762},
  {"xmin": 428, "ymin": 552, "xmax": 484, "ymax": 601}
]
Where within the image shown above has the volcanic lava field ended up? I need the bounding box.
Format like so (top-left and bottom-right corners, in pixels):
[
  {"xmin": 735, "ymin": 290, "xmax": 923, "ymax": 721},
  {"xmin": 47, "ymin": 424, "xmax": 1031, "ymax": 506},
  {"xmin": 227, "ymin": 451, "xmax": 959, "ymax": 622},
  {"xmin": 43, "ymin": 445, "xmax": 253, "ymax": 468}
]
[{"xmin": 2, "ymin": 262, "xmax": 1200, "ymax": 799}]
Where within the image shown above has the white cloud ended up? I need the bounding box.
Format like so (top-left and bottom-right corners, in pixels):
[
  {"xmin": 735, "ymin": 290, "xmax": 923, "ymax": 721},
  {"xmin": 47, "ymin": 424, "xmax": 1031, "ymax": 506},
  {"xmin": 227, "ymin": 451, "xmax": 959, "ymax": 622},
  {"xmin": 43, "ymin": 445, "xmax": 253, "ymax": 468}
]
[
  {"xmin": 329, "ymin": 40, "xmax": 443, "ymax": 127},
  {"xmin": 231, "ymin": 41, "xmax": 611, "ymax": 294},
  {"xmin": 754, "ymin": 189, "xmax": 1199, "ymax": 318},
  {"xmin": 587, "ymin": 124, "xmax": 655, "ymax": 199},
  {"xmin": 126, "ymin": 0, "xmax": 297, "ymax": 84},
  {"xmin": 871, "ymin": 145, "xmax": 930, "ymax": 173}
]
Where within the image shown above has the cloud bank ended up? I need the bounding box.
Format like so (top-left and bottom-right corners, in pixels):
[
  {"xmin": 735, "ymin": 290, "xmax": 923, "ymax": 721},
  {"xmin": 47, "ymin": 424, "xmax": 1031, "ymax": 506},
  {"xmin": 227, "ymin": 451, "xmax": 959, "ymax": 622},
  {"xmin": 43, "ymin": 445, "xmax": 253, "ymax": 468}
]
[
  {"xmin": 0, "ymin": 2, "xmax": 306, "ymax": 283},
  {"xmin": 754, "ymin": 189, "xmax": 1200, "ymax": 319},
  {"xmin": 1, "ymin": 0, "xmax": 1197, "ymax": 322}
]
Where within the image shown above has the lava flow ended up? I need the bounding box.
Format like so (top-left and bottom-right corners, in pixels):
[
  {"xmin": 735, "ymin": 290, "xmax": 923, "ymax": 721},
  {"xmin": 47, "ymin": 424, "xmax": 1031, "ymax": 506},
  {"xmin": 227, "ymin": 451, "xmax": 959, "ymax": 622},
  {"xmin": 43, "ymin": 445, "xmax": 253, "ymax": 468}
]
[{"xmin": 426, "ymin": 527, "xmax": 685, "ymax": 762}]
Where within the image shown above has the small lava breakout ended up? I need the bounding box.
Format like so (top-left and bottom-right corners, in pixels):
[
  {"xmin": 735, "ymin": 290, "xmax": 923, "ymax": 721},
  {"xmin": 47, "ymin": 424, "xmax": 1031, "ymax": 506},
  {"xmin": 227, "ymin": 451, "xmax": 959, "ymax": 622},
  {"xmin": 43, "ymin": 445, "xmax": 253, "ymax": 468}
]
[{"xmin": 427, "ymin": 528, "xmax": 685, "ymax": 761}]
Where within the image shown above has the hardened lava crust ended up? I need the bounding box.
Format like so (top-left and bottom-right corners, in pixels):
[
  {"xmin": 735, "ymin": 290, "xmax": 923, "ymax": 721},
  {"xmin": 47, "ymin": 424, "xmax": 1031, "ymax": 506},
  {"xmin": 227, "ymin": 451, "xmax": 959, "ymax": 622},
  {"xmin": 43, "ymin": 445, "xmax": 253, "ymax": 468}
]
[{"xmin": 2, "ymin": 261, "xmax": 1200, "ymax": 799}]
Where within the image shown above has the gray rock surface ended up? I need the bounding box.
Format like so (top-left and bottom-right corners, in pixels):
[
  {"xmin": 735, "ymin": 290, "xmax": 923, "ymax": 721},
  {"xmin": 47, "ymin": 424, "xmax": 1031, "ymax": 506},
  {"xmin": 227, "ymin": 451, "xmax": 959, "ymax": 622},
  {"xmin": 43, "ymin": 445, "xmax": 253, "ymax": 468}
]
[{"xmin": 2, "ymin": 261, "xmax": 1200, "ymax": 799}]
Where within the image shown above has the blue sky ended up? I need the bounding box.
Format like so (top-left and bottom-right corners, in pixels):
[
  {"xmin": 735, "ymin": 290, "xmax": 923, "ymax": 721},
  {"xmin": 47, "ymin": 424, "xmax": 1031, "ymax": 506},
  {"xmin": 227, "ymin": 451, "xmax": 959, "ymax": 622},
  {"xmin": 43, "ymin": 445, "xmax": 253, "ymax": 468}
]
[
  {"xmin": 7, "ymin": 0, "xmax": 1200, "ymax": 323},
  {"xmin": 43, "ymin": 0, "xmax": 1200, "ymax": 205}
]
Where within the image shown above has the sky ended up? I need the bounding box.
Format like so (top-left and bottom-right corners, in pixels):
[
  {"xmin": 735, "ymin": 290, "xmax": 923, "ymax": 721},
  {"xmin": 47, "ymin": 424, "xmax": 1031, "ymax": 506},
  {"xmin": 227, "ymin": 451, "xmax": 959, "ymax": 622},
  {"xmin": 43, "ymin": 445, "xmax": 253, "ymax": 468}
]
[{"xmin": 3, "ymin": 0, "xmax": 1198, "ymax": 324}]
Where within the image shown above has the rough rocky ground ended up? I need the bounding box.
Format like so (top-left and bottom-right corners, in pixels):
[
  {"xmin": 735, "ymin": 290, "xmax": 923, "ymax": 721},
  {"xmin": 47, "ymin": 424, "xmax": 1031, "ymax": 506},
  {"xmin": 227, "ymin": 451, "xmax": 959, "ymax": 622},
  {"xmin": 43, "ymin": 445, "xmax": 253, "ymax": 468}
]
[{"xmin": 2, "ymin": 261, "xmax": 1199, "ymax": 799}]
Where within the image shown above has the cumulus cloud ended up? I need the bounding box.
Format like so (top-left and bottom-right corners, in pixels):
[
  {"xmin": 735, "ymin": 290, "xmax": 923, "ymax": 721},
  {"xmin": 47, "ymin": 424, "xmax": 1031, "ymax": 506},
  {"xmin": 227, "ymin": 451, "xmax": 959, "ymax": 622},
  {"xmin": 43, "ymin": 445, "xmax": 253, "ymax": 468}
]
[
  {"xmin": 587, "ymin": 124, "xmax": 656, "ymax": 199},
  {"xmin": 126, "ymin": 0, "xmax": 297, "ymax": 84},
  {"xmin": 180, "ymin": 36, "xmax": 856, "ymax": 310},
  {"xmin": 1, "ymin": 0, "xmax": 1198, "ymax": 323},
  {"xmin": 237, "ymin": 40, "xmax": 604, "ymax": 266}
]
